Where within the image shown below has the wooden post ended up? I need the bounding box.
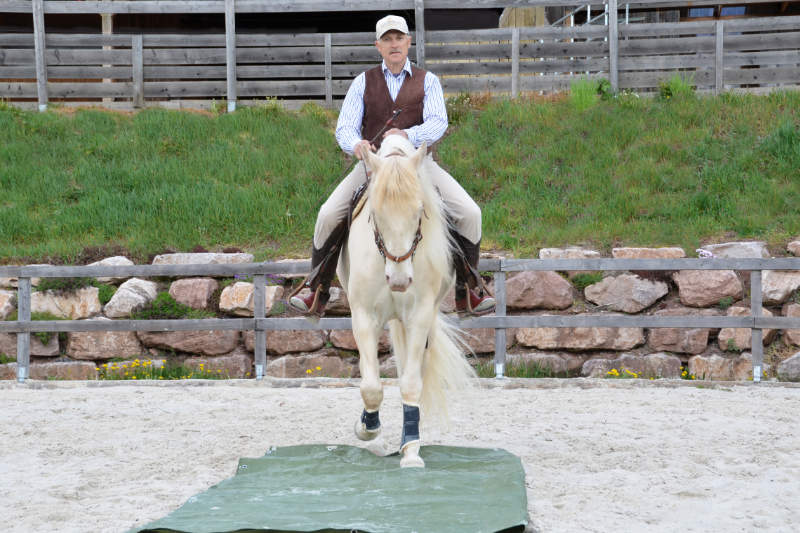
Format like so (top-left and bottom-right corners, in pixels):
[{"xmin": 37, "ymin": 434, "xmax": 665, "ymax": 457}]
[
  {"xmin": 493, "ymin": 271, "xmax": 507, "ymax": 378},
  {"xmin": 414, "ymin": 0, "xmax": 426, "ymax": 69},
  {"xmin": 324, "ymin": 33, "xmax": 333, "ymax": 108},
  {"xmin": 608, "ymin": 0, "xmax": 619, "ymax": 92},
  {"xmin": 715, "ymin": 20, "xmax": 724, "ymax": 95},
  {"xmin": 511, "ymin": 27, "xmax": 519, "ymax": 98},
  {"xmin": 253, "ymin": 274, "xmax": 267, "ymax": 379},
  {"xmin": 750, "ymin": 271, "xmax": 763, "ymax": 382},
  {"xmin": 225, "ymin": 0, "xmax": 237, "ymax": 112},
  {"xmin": 32, "ymin": 0, "xmax": 48, "ymax": 112},
  {"xmin": 102, "ymin": 13, "xmax": 113, "ymax": 104},
  {"xmin": 132, "ymin": 35, "xmax": 144, "ymax": 108},
  {"xmin": 16, "ymin": 277, "xmax": 31, "ymax": 382}
]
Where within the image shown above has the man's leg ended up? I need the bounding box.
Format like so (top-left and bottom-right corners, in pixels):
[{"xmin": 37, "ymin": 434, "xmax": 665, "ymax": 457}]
[
  {"xmin": 423, "ymin": 156, "xmax": 495, "ymax": 314},
  {"xmin": 289, "ymin": 163, "xmax": 368, "ymax": 315}
]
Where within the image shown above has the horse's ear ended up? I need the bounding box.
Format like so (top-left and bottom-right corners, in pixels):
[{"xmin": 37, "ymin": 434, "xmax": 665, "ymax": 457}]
[
  {"xmin": 411, "ymin": 142, "xmax": 427, "ymax": 168},
  {"xmin": 362, "ymin": 147, "xmax": 381, "ymax": 174}
]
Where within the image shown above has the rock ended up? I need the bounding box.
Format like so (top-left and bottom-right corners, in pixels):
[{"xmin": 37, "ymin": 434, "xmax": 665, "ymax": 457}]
[
  {"xmin": 103, "ymin": 278, "xmax": 157, "ymax": 318},
  {"xmin": 169, "ymin": 278, "xmax": 219, "ymax": 310},
  {"xmin": 260, "ymin": 330, "xmax": 327, "ymax": 355},
  {"xmin": 506, "ymin": 352, "xmax": 569, "ymax": 375},
  {"xmin": 266, "ymin": 349, "xmax": 357, "ymax": 378},
  {"xmin": 325, "ymin": 287, "xmax": 350, "ymax": 315},
  {"xmin": 777, "ymin": 351, "xmax": 800, "ymax": 382},
  {"xmin": 516, "ymin": 318, "xmax": 644, "ymax": 351},
  {"xmin": 0, "ymin": 290, "xmax": 15, "ymax": 320},
  {"xmin": 539, "ymin": 246, "xmax": 601, "ymax": 277},
  {"xmin": 32, "ymin": 287, "xmax": 102, "ymax": 319},
  {"xmin": 672, "ymin": 270, "xmax": 743, "ymax": 307},
  {"xmin": 612, "ymin": 247, "xmax": 686, "ymax": 259},
  {"xmin": 718, "ymin": 306, "xmax": 775, "ymax": 351},
  {"xmin": 1, "ymin": 362, "xmax": 97, "ymax": 380},
  {"xmin": 582, "ymin": 353, "xmax": 681, "ymax": 379},
  {"xmin": 66, "ymin": 318, "xmax": 143, "ymax": 360},
  {"xmin": 782, "ymin": 303, "xmax": 800, "ymax": 346},
  {"xmin": 219, "ymin": 282, "xmax": 283, "ymax": 317},
  {"xmin": 0, "ymin": 332, "xmax": 60, "ymax": 357},
  {"xmin": 87, "ymin": 256, "xmax": 134, "ymax": 284},
  {"xmin": 137, "ymin": 330, "xmax": 240, "ymax": 356},
  {"xmin": 788, "ymin": 241, "xmax": 800, "ymax": 256},
  {"xmin": 379, "ymin": 355, "xmax": 397, "ymax": 378},
  {"xmin": 761, "ymin": 271, "xmax": 800, "ymax": 305},
  {"xmin": 699, "ymin": 241, "xmax": 770, "ymax": 258},
  {"xmin": 647, "ymin": 307, "xmax": 723, "ymax": 354},
  {"xmin": 584, "ymin": 274, "xmax": 668, "ymax": 313},
  {"xmin": 329, "ymin": 329, "xmax": 390, "ymax": 353},
  {"xmin": 151, "ymin": 252, "xmax": 254, "ymax": 266},
  {"xmin": 462, "ymin": 328, "xmax": 515, "ymax": 354},
  {"xmin": 506, "ymin": 271, "xmax": 573, "ymax": 310},
  {"xmin": 184, "ymin": 348, "xmax": 253, "ymax": 379},
  {"xmin": 688, "ymin": 353, "xmax": 761, "ymax": 381},
  {"xmin": 0, "ymin": 364, "xmax": 16, "ymax": 379}
]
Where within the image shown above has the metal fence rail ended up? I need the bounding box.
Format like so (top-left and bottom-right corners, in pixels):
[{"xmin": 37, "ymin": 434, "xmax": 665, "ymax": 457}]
[{"xmin": 3, "ymin": 257, "xmax": 800, "ymax": 383}]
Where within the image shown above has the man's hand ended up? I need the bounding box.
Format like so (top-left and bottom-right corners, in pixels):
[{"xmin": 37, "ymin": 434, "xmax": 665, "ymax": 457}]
[
  {"xmin": 383, "ymin": 128, "xmax": 408, "ymax": 139},
  {"xmin": 354, "ymin": 140, "xmax": 375, "ymax": 160}
]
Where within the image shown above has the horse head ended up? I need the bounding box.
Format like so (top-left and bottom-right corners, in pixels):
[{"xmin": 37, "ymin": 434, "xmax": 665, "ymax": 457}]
[{"xmin": 363, "ymin": 137, "xmax": 427, "ymax": 292}]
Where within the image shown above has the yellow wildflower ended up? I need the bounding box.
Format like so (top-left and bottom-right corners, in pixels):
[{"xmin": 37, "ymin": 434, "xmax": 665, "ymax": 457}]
[
  {"xmin": 306, "ymin": 369, "xmax": 312, "ymax": 374},
  {"xmin": 316, "ymin": 366, "xmax": 321, "ymax": 371}
]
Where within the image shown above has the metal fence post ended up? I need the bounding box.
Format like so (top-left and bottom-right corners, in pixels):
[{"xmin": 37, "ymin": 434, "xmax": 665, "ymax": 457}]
[
  {"xmin": 750, "ymin": 270, "xmax": 763, "ymax": 382},
  {"xmin": 253, "ymin": 274, "xmax": 267, "ymax": 379},
  {"xmin": 225, "ymin": 0, "xmax": 237, "ymax": 112},
  {"xmin": 132, "ymin": 35, "xmax": 144, "ymax": 108},
  {"xmin": 16, "ymin": 277, "xmax": 31, "ymax": 382},
  {"xmin": 608, "ymin": 0, "xmax": 619, "ymax": 92},
  {"xmin": 715, "ymin": 20, "xmax": 725, "ymax": 95},
  {"xmin": 493, "ymin": 269, "xmax": 507, "ymax": 378},
  {"xmin": 32, "ymin": 0, "xmax": 48, "ymax": 111},
  {"xmin": 414, "ymin": 0, "xmax": 426, "ymax": 69},
  {"xmin": 324, "ymin": 33, "xmax": 333, "ymax": 108}
]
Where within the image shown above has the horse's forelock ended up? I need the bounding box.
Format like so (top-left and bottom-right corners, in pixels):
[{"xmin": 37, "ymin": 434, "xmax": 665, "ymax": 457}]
[{"xmin": 371, "ymin": 155, "xmax": 421, "ymax": 212}]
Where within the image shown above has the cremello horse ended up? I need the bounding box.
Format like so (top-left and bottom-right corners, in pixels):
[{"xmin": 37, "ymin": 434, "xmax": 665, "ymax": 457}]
[{"xmin": 338, "ymin": 135, "xmax": 476, "ymax": 468}]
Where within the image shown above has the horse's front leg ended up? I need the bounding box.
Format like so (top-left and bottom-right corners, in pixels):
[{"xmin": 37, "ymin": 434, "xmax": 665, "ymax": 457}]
[
  {"xmin": 352, "ymin": 311, "xmax": 383, "ymax": 441},
  {"xmin": 398, "ymin": 309, "xmax": 435, "ymax": 468}
]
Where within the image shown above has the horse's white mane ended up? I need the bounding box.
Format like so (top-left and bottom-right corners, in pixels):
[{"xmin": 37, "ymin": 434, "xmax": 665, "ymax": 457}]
[{"xmin": 371, "ymin": 135, "xmax": 453, "ymax": 279}]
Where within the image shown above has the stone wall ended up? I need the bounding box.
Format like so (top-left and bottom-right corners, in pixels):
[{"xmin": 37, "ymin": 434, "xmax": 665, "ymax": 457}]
[{"xmin": 3, "ymin": 242, "xmax": 800, "ymax": 382}]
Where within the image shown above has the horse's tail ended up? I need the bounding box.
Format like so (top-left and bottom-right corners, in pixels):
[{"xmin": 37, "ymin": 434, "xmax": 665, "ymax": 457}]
[{"xmin": 418, "ymin": 312, "xmax": 477, "ymax": 421}]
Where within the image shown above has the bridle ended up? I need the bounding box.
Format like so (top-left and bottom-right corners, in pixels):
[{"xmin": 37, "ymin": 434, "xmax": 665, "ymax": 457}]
[
  {"xmin": 372, "ymin": 216, "xmax": 423, "ymax": 263},
  {"xmin": 368, "ymin": 148, "xmax": 425, "ymax": 263}
]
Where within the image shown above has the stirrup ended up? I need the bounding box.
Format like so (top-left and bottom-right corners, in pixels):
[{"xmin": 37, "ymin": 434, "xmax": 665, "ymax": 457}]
[{"xmin": 288, "ymin": 284, "xmax": 328, "ymax": 317}]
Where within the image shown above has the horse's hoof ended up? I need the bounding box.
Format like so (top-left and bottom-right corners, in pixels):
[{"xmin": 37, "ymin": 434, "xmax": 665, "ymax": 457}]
[
  {"xmin": 354, "ymin": 418, "xmax": 381, "ymax": 441},
  {"xmin": 400, "ymin": 440, "xmax": 425, "ymax": 468},
  {"xmin": 400, "ymin": 454, "xmax": 425, "ymax": 468}
]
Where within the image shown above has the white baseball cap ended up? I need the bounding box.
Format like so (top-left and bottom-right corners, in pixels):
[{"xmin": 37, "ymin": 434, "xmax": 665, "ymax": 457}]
[{"xmin": 375, "ymin": 15, "xmax": 410, "ymax": 40}]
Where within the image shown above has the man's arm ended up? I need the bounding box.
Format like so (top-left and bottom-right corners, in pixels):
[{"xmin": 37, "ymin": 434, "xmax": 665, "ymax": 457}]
[
  {"xmin": 403, "ymin": 72, "xmax": 448, "ymax": 147},
  {"xmin": 335, "ymin": 73, "xmax": 366, "ymax": 155}
]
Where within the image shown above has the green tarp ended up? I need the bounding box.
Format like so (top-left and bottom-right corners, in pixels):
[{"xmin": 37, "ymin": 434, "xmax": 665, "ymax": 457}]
[{"xmin": 133, "ymin": 444, "xmax": 528, "ymax": 533}]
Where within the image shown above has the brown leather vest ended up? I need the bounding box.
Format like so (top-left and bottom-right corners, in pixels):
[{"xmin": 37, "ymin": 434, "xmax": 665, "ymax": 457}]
[{"xmin": 362, "ymin": 64, "xmax": 426, "ymax": 149}]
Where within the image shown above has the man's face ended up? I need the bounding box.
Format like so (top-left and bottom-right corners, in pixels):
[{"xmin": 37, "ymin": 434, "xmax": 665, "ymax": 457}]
[{"xmin": 375, "ymin": 30, "xmax": 411, "ymax": 71}]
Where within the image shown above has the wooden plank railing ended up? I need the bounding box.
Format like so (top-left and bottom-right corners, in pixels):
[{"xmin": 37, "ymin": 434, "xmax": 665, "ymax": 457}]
[
  {"xmin": 3, "ymin": 257, "xmax": 800, "ymax": 383},
  {"xmin": 1, "ymin": 1, "xmax": 798, "ymax": 109}
]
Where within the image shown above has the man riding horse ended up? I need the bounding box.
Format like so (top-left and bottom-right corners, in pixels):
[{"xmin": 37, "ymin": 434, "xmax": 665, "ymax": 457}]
[{"xmin": 290, "ymin": 14, "xmax": 494, "ymax": 317}]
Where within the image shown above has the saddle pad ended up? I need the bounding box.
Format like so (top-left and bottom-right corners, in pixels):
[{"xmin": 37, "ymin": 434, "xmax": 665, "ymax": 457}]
[{"xmin": 131, "ymin": 444, "xmax": 528, "ymax": 533}]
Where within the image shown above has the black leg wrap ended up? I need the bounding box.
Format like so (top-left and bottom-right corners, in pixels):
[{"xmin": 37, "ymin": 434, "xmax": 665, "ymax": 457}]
[
  {"xmin": 401, "ymin": 404, "xmax": 420, "ymax": 448},
  {"xmin": 361, "ymin": 409, "xmax": 380, "ymax": 431}
]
